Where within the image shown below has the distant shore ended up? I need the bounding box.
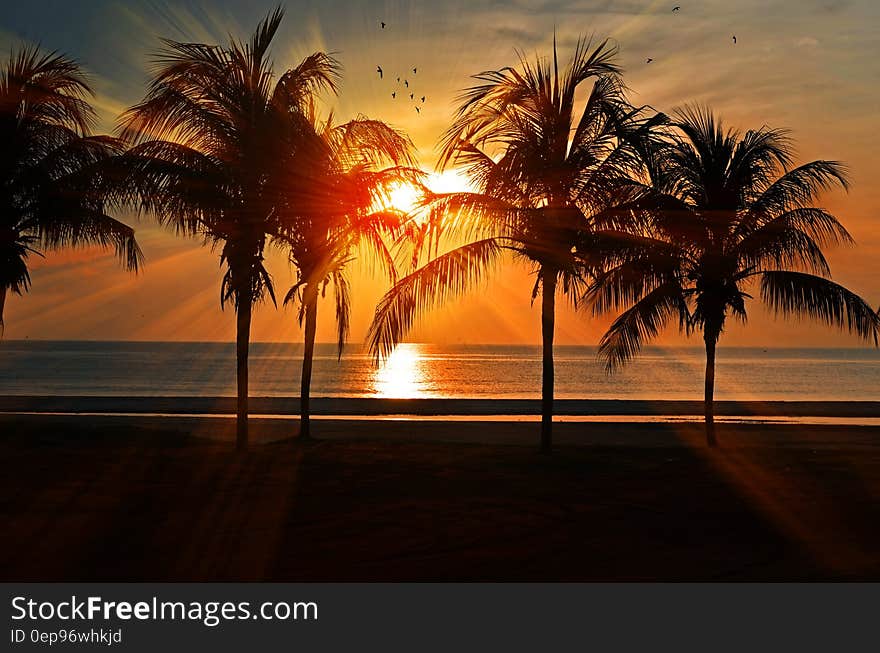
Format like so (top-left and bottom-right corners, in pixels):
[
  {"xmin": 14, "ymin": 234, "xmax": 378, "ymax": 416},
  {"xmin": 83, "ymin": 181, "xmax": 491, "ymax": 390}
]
[{"xmin": 1, "ymin": 395, "xmax": 879, "ymax": 418}]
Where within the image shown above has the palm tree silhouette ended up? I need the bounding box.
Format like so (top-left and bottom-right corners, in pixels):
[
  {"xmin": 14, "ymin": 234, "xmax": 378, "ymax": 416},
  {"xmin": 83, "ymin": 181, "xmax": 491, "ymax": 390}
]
[
  {"xmin": 276, "ymin": 109, "xmax": 417, "ymax": 439},
  {"xmin": 117, "ymin": 7, "xmax": 338, "ymax": 450},
  {"xmin": 368, "ymin": 36, "xmax": 663, "ymax": 452},
  {"xmin": 592, "ymin": 106, "xmax": 880, "ymax": 446},
  {"xmin": 0, "ymin": 46, "xmax": 142, "ymax": 330}
]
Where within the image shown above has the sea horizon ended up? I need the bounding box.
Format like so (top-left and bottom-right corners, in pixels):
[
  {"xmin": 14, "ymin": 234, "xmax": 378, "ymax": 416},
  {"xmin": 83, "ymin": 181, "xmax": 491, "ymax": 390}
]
[{"xmin": 2, "ymin": 340, "xmax": 878, "ymax": 402}]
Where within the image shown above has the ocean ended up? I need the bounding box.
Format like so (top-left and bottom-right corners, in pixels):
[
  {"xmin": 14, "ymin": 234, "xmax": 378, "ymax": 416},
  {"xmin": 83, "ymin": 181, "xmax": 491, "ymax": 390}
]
[{"xmin": 0, "ymin": 341, "xmax": 878, "ymax": 401}]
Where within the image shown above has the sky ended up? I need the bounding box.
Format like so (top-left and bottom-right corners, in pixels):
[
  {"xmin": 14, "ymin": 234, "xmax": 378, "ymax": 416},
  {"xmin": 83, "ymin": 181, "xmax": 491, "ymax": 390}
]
[{"xmin": 2, "ymin": 0, "xmax": 879, "ymax": 347}]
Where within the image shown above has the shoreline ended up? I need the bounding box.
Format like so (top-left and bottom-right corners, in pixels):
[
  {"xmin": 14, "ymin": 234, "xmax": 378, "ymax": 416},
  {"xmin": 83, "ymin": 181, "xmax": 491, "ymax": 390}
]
[{"xmin": 1, "ymin": 395, "xmax": 879, "ymax": 418}]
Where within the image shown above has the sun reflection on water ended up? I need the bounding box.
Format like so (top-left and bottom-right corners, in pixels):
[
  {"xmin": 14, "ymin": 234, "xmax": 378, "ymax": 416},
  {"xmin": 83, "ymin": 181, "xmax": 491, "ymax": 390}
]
[{"xmin": 373, "ymin": 343, "xmax": 428, "ymax": 398}]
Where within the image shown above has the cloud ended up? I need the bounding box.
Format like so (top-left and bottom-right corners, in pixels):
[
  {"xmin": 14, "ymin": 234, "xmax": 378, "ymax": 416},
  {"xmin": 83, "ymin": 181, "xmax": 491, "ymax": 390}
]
[
  {"xmin": 816, "ymin": 0, "xmax": 853, "ymax": 14},
  {"xmin": 488, "ymin": 0, "xmax": 649, "ymax": 16},
  {"xmin": 796, "ymin": 36, "xmax": 820, "ymax": 48}
]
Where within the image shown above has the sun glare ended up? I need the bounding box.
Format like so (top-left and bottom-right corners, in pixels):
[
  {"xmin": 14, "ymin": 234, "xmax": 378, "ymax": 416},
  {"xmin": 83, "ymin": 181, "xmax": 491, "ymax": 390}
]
[
  {"xmin": 380, "ymin": 170, "xmax": 475, "ymax": 219},
  {"xmin": 425, "ymin": 169, "xmax": 474, "ymax": 195},
  {"xmin": 385, "ymin": 182, "xmax": 421, "ymax": 215}
]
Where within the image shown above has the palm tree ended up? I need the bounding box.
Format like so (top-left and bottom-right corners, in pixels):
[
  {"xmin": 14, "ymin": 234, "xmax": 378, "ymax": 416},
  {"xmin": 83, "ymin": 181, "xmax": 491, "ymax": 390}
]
[
  {"xmin": 591, "ymin": 106, "xmax": 880, "ymax": 446},
  {"xmin": 1, "ymin": 46, "xmax": 141, "ymax": 329},
  {"xmin": 117, "ymin": 6, "xmax": 339, "ymax": 450},
  {"xmin": 276, "ymin": 108, "xmax": 417, "ymax": 439},
  {"xmin": 368, "ymin": 36, "xmax": 663, "ymax": 452}
]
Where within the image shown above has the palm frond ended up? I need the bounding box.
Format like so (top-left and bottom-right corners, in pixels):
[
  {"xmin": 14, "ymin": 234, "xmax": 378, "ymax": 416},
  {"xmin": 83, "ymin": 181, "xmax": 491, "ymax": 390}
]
[
  {"xmin": 1, "ymin": 44, "xmax": 141, "ymax": 309},
  {"xmin": 733, "ymin": 207, "xmax": 856, "ymax": 275},
  {"xmin": 113, "ymin": 140, "xmax": 226, "ymax": 234},
  {"xmin": 368, "ymin": 238, "xmax": 503, "ymax": 360},
  {"xmin": 0, "ymin": 239, "xmax": 33, "ymax": 298},
  {"xmin": 760, "ymin": 271, "xmax": 879, "ymax": 344},
  {"xmin": 727, "ymin": 126, "xmax": 793, "ymax": 200},
  {"xmin": 749, "ymin": 160, "xmax": 849, "ymax": 217},
  {"xmin": 273, "ymin": 51, "xmax": 341, "ymax": 113},
  {"xmin": 586, "ymin": 240, "xmax": 682, "ymax": 316},
  {"xmin": 598, "ymin": 282, "xmax": 689, "ymax": 372},
  {"xmin": 561, "ymin": 37, "xmax": 621, "ymax": 108},
  {"xmin": 2, "ymin": 45, "xmax": 96, "ymax": 134},
  {"xmin": 741, "ymin": 207, "xmax": 853, "ymax": 246},
  {"xmin": 332, "ymin": 269, "xmax": 351, "ymax": 358},
  {"xmin": 410, "ymin": 191, "xmax": 518, "ymax": 262},
  {"xmin": 38, "ymin": 208, "xmax": 143, "ymax": 272},
  {"xmin": 351, "ymin": 210, "xmax": 401, "ymax": 283},
  {"xmin": 250, "ymin": 5, "xmax": 284, "ymax": 65},
  {"xmin": 330, "ymin": 117, "xmax": 415, "ymax": 169}
]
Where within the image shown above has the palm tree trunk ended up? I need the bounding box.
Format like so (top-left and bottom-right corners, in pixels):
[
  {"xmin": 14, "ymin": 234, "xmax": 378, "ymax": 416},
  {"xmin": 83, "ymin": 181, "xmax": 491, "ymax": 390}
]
[
  {"xmin": 299, "ymin": 291, "xmax": 318, "ymax": 440},
  {"xmin": 540, "ymin": 268, "xmax": 557, "ymax": 454},
  {"xmin": 236, "ymin": 295, "xmax": 252, "ymax": 452},
  {"xmin": 703, "ymin": 329, "xmax": 718, "ymax": 448},
  {"xmin": 0, "ymin": 286, "xmax": 6, "ymax": 333}
]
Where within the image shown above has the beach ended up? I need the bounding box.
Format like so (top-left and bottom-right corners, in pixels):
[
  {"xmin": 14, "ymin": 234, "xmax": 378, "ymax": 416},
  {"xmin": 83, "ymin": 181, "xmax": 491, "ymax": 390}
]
[{"xmin": 2, "ymin": 412, "xmax": 879, "ymax": 581}]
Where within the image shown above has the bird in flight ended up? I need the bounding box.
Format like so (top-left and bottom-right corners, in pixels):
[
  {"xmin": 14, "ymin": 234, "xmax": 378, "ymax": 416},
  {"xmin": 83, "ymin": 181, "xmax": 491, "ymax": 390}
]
[
  {"xmin": 672, "ymin": 5, "xmax": 680, "ymax": 11},
  {"xmin": 415, "ymin": 106, "xmax": 420, "ymax": 114},
  {"xmin": 381, "ymin": 21, "xmax": 386, "ymax": 29},
  {"xmin": 377, "ymin": 66, "xmax": 383, "ymax": 79},
  {"xmin": 421, "ymin": 96, "xmax": 426, "ymax": 103},
  {"xmin": 646, "ymin": 58, "xmax": 653, "ymax": 64},
  {"xmin": 391, "ymin": 91, "xmax": 396, "ymax": 98},
  {"xmin": 412, "ymin": 67, "xmax": 417, "ymax": 74},
  {"xmin": 732, "ymin": 35, "xmax": 737, "ymax": 44},
  {"xmin": 410, "ymin": 93, "xmax": 414, "ymax": 100},
  {"xmin": 404, "ymin": 79, "xmax": 409, "ymax": 88}
]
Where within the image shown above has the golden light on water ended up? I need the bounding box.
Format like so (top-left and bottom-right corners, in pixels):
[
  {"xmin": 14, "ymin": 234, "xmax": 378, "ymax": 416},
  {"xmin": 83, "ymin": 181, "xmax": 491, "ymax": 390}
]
[{"xmin": 373, "ymin": 343, "xmax": 428, "ymax": 398}]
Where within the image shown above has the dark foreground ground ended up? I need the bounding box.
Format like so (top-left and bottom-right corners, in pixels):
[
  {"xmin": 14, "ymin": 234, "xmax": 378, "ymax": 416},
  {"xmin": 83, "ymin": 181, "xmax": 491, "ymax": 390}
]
[{"xmin": 2, "ymin": 415, "xmax": 879, "ymax": 581}]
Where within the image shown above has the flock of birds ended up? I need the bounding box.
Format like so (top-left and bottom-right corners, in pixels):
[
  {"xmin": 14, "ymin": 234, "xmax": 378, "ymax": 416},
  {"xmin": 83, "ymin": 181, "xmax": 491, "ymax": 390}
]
[
  {"xmin": 647, "ymin": 6, "xmax": 736, "ymax": 64},
  {"xmin": 376, "ymin": 21, "xmax": 427, "ymax": 115},
  {"xmin": 375, "ymin": 8, "xmax": 741, "ymax": 106}
]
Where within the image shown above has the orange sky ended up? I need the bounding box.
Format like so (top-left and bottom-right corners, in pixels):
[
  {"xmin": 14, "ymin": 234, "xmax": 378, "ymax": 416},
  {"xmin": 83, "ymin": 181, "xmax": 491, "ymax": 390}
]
[{"xmin": 2, "ymin": 0, "xmax": 878, "ymax": 347}]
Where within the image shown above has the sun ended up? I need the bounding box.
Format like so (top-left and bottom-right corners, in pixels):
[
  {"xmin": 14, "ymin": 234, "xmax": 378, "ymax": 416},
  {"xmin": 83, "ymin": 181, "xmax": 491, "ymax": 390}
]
[
  {"xmin": 385, "ymin": 181, "xmax": 422, "ymax": 215},
  {"xmin": 380, "ymin": 170, "xmax": 475, "ymax": 218}
]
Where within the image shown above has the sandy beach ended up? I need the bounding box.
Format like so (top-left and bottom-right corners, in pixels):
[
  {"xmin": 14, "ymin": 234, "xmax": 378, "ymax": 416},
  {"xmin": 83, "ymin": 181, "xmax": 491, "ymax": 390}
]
[{"xmin": 2, "ymin": 413, "xmax": 879, "ymax": 581}]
